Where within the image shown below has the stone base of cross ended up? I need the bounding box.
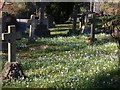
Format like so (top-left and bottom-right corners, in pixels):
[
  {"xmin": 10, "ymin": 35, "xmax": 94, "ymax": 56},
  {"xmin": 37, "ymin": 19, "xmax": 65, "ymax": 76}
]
[
  {"xmin": 2, "ymin": 62, "xmax": 26, "ymax": 79},
  {"xmin": 2, "ymin": 25, "xmax": 26, "ymax": 79},
  {"xmin": 87, "ymin": 37, "xmax": 97, "ymax": 44}
]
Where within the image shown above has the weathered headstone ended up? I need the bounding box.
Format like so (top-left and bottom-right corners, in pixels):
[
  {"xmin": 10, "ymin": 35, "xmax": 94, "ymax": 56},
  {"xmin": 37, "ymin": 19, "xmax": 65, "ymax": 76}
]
[
  {"xmin": 81, "ymin": 12, "xmax": 91, "ymax": 34},
  {"xmin": 29, "ymin": 14, "xmax": 36, "ymax": 42},
  {"xmin": 2, "ymin": 25, "xmax": 25, "ymax": 79},
  {"xmin": 42, "ymin": 17, "xmax": 49, "ymax": 29},
  {"xmin": 82, "ymin": 26, "xmax": 91, "ymax": 34},
  {"xmin": 78, "ymin": 13, "xmax": 85, "ymax": 32},
  {"xmin": 35, "ymin": 3, "xmax": 50, "ymax": 37}
]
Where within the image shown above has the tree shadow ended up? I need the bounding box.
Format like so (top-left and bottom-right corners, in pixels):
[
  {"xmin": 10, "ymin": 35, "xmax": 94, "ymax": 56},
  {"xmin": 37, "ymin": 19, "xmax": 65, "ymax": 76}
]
[{"xmin": 93, "ymin": 67, "xmax": 120, "ymax": 88}]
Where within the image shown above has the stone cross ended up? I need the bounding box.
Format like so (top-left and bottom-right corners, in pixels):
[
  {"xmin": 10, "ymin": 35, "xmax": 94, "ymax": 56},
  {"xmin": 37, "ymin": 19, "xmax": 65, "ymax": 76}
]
[
  {"xmin": 29, "ymin": 14, "xmax": 36, "ymax": 41},
  {"xmin": 2, "ymin": 25, "xmax": 16, "ymax": 62}
]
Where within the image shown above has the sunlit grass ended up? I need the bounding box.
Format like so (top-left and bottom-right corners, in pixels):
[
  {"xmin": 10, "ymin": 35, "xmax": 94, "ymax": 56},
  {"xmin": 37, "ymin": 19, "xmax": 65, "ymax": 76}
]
[{"xmin": 2, "ymin": 33, "xmax": 120, "ymax": 88}]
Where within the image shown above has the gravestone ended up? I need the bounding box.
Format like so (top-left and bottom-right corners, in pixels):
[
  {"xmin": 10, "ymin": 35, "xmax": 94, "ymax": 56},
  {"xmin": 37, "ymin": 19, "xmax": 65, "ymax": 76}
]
[
  {"xmin": 47, "ymin": 15, "xmax": 54, "ymax": 28},
  {"xmin": 82, "ymin": 26, "xmax": 91, "ymax": 34},
  {"xmin": 80, "ymin": 12, "xmax": 90, "ymax": 33},
  {"xmin": 29, "ymin": 14, "xmax": 36, "ymax": 42},
  {"xmin": 35, "ymin": 3, "xmax": 50, "ymax": 37},
  {"xmin": 2, "ymin": 25, "xmax": 25, "ymax": 79},
  {"xmin": 81, "ymin": 12, "xmax": 91, "ymax": 34},
  {"xmin": 1, "ymin": 31, "xmax": 21, "ymax": 51},
  {"xmin": 89, "ymin": 13, "xmax": 97, "ymax": 43},
  {"xmin": 42, "ymin": 17, "xmax": 49, "ymax": 29},
  {"xmin": 1, "ymin": 12, "xmax": 21, "ymax": 52}
]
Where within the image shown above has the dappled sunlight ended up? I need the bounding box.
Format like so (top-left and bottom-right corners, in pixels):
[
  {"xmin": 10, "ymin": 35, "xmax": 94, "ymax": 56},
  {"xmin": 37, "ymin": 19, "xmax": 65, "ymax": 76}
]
[{"xmin": 2, "ymin": 33, "xmax": 120, "ymax": 88}]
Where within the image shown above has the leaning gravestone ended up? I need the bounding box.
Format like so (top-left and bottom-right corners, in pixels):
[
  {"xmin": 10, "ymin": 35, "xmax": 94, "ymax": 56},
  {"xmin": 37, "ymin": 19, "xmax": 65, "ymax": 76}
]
[{"xmin": 2, "ymin": 25, "xmax": 25, "ymax": 79}]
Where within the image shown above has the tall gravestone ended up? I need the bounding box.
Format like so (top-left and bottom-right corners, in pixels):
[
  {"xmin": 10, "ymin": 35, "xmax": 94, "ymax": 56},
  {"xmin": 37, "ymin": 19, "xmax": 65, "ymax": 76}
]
[
  {"xmin": 2, "ymin": 25, "xmax": 25, "ymax": 79},
  {"xmin": 29, "ymin": 14, "xmax": 36, "ymax": 42},
  {"xmin": 35, "ymin": 3, "xmax": 50, "ymax": 37}
]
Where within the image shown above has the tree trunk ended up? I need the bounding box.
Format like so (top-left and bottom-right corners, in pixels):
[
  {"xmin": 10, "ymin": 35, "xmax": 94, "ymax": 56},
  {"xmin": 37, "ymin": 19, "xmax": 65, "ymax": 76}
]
[
  {"xmin": 39, "ymin": 3, "xmax": 45, "ymax": 23},
  {"xmin": 72, "ymin": 9, "xmax": 78, "ymax": 34},
  {"xmin": 91, "ymin": 13, "xmax": 95, "ymax": 39}
]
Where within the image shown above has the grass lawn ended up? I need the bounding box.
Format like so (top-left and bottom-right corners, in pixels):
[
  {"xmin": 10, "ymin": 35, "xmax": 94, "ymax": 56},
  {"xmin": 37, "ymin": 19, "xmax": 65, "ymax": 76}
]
[
  {"xmin": 2, "ymin": 33, "xmax": 120, "ymax": 88},
  {"xmin": 1, "ymin": 17, "xmax": 120, "ymax": 88}
]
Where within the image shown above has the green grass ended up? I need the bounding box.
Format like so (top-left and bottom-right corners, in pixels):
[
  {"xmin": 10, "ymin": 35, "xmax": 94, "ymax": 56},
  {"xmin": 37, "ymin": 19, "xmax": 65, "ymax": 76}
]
[
  {"xmin": 2, "ymin": 15, "xmax": 120, "ymax": 88},
  {"xmin": 2, "ymin": 33, "xmax": 120, "ymax": 88}
]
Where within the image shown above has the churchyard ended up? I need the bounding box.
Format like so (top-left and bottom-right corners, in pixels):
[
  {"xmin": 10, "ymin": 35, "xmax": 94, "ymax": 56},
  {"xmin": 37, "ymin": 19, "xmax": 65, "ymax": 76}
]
[
  {"xmin": 0, "ymin": 1, "xmax": 120, "ymax": 89},
  {"xmin": 2, "ymin": 20, "xmax": 120, "ymax": 88}
]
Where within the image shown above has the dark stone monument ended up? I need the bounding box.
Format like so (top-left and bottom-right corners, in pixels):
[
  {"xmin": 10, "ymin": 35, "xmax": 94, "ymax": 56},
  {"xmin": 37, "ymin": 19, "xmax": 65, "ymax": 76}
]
[
  {"xmin": 2, "ymin": 25, "xmax": 26, "ymax": 79},
  {"xmin": 47, "ymin": 15, "xmax": 54, "ymax": 28},
  {"xmin": 35, "ymin": 2, "xmax": 50, "ymax": 37}
]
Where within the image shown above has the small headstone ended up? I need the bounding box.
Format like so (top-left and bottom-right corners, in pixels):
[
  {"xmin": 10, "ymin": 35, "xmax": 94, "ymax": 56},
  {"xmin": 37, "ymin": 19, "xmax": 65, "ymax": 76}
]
[
  {"xmin": 82, "ymin": 26, "xmax": 91, "ymax": 34},
  {"xmin": 47, "ymin": 15, "xmax": 54, "ymax": 28},
  {"xmin": 43, "ymin": 17, "xmax": 49, "ymax": 29}
]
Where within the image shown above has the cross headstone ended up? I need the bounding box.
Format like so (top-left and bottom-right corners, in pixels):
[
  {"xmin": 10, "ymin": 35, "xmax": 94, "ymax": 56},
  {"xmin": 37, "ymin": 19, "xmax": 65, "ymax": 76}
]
[
  {"xmin": 2, "ymin": 25, "xmax": 25, "ymax": 79},
  {"xmin": 2, "ymin": 25, "xmax": 16, "ymax": 62},
  {"xmin": 29, "ymin": 14, "xmax": 36, "ymax": 41}
]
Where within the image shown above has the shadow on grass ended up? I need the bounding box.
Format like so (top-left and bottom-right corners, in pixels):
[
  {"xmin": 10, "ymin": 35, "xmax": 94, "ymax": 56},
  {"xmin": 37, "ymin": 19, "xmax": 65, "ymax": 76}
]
[
  {"xmin": 93, "ymin": 67, "xmax": 120, "ymax": 88},
  {"xmin": 93, "ymin": 35, "xmax": 116, "ymax": 46}
]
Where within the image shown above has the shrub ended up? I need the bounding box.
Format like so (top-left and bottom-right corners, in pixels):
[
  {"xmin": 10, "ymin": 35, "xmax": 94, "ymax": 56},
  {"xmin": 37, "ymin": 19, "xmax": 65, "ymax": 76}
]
[
  {"xmin": 2, "ymin": 12, "xmax": 18, "ymax": 32},
  {"xmin": 45, "ymin": 2, "xmax": 74, "ymax": 24}
]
